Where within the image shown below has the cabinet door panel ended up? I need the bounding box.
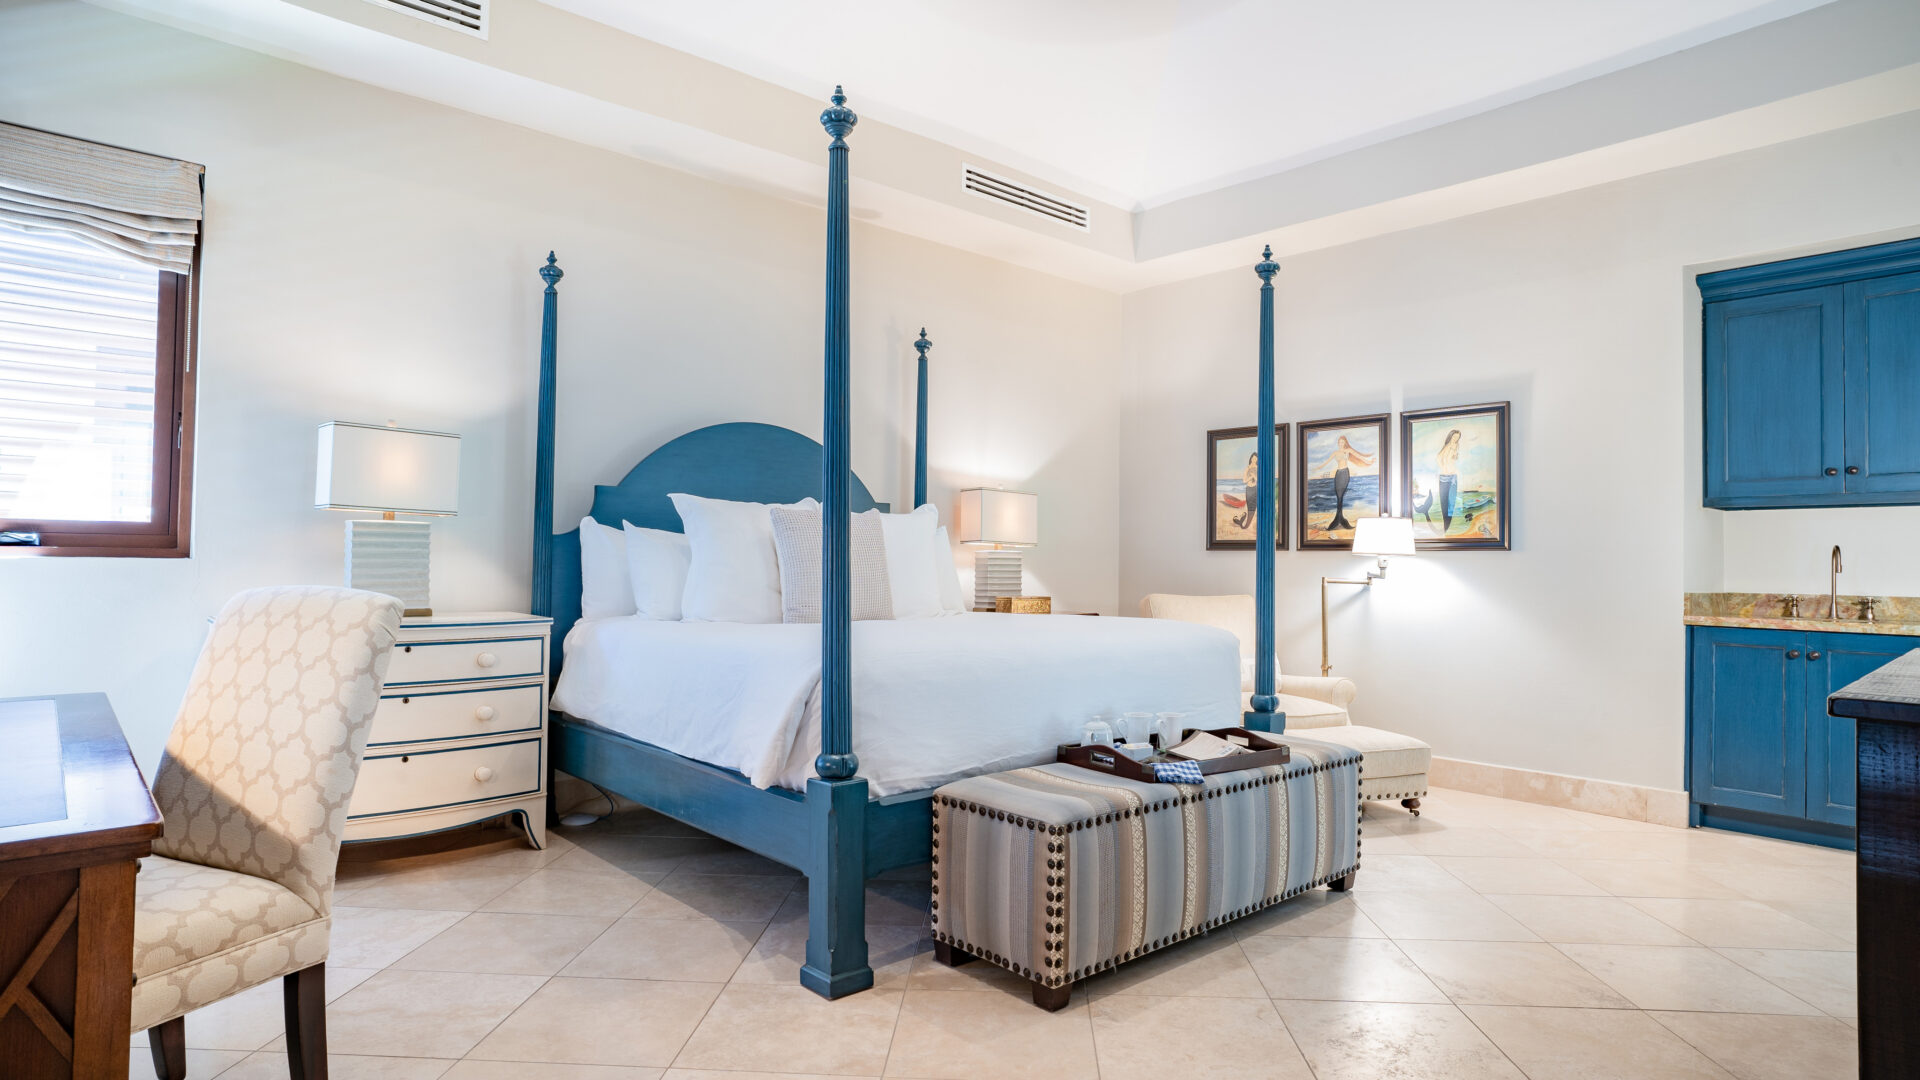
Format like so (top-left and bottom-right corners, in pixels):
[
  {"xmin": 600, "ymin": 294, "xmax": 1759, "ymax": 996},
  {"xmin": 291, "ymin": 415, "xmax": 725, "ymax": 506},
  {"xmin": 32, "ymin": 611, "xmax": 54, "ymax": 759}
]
[
  {"xmin": 1704, "ymin": 287, "xmax": 1846, "ymax": 501},
  {"xmin": 1690, "ymin": 628, "xmax": 1805, "ymax": 816},
  {"xmin": 1806, "ymin": 633, "xmax": 1917, "ymax": 827},
  {"xmin": 1845, "ymin": 271, "xmax": 1920, "ymax": 492}
]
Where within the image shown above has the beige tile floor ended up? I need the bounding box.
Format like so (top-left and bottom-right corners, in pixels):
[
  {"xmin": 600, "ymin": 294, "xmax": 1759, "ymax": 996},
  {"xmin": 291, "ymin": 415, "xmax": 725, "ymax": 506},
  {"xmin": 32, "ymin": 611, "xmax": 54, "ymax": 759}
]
[{"xmin": 131, "ymin": 787, "xmax": 1859, "ymax": 1080}]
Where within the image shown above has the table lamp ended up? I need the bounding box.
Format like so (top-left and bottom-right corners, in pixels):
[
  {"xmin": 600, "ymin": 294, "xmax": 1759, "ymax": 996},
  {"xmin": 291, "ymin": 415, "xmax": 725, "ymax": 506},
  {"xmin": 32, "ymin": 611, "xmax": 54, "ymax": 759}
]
[
  {"xmin": 315, "ymin": 421, "xmax": 460, "ymax": 616},
  {"xmin": 956, "ymin": 487, "xmax": 1038, "ymax": 611},
  {"xmin": 1320, "ymin": 515, "xmax": 1414, "ymax": 676}
]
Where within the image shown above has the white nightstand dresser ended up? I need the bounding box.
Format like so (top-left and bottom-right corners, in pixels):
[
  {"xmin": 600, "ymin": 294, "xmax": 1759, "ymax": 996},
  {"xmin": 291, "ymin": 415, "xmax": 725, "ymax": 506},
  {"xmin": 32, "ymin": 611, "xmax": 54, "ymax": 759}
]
[{"xmin": 346, "ymin": 612, "xmax": 552, "ymax": 849}]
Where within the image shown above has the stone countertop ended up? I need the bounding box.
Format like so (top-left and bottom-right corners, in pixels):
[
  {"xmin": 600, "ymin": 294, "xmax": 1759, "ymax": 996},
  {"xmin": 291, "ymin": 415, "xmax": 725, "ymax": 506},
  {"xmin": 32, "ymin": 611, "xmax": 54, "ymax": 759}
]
[{"xmin": 1685, "ymin": 592, "xmax": 1920, "ymax": 637}]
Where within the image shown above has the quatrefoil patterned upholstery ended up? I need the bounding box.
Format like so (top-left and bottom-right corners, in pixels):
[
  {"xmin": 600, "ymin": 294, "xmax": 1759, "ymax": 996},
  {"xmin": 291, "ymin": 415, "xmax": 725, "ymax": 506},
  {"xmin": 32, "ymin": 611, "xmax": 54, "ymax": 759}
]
[{"xmin": 132, "ymin": 586, "xmax": 401, "ymax": 1033}]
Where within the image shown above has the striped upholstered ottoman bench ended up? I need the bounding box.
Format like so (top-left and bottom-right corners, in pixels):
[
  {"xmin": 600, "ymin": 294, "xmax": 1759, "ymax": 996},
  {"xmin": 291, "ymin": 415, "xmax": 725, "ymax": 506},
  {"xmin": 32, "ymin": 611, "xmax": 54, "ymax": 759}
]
[{"xmin": 930, "ymin": 736, "xmax": 1363, "ymax": 1010}]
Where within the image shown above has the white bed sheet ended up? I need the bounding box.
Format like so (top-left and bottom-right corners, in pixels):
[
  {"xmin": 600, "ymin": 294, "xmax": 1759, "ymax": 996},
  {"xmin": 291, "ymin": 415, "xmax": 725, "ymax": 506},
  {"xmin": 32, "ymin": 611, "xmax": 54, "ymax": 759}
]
[{"xmin": 550, "ymin": 612, "xmax": 1241, "ymax": 797}]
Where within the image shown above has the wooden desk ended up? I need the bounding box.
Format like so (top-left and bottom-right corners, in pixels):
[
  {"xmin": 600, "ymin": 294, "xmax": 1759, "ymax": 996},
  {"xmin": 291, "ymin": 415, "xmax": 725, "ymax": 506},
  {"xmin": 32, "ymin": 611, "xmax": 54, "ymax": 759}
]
[
  {"xmin": 0, "ymin": 694, "xmax": 162, "ymax": 1079},
  {"xmin": 1827, "ymin": 653, "xmax": 1920, "ymax": 1080}
]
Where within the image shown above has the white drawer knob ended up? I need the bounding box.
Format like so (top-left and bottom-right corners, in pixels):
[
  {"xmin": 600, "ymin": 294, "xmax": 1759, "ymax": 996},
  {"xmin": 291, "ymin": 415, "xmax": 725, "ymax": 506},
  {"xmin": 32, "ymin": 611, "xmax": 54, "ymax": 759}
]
[
  {"xmin": 474, "ymin": 766, "xmax": 495, "ymax": 783},
  {"xmin": 475, "ymin": 705, "xmax": 496, "ymax": 722},
  {"xmin": 476, "ymin": 652, "xmax": 498, "ymax": 668}
]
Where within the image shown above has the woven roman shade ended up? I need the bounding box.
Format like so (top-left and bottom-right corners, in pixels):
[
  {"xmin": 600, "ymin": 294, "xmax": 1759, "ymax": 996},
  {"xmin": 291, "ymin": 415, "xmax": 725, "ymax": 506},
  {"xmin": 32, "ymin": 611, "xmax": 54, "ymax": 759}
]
[{"xmin": 0, "ymin": 123, "xmax": 203, "ymax": 274}]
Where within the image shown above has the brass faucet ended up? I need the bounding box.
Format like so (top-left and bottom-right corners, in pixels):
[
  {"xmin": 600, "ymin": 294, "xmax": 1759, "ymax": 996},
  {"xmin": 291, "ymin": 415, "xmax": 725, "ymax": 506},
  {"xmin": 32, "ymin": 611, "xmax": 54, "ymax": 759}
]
[
  {"xmin": 1861, "ymin": 596, "xmax": 1879, "ymax": 624},
  {"xmin": 1830, "ymin": 546, "xmax": 1843, "ymax": 619},
  {"xmin": 1784, "ymin": 595, "xmax": 1802, "ymax": 618}
]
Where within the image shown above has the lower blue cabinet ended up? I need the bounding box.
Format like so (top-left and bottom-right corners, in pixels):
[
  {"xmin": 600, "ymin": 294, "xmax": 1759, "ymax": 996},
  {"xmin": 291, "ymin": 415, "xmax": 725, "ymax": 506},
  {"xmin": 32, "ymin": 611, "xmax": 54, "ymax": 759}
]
[{"xmin": 1687, "ymin": 625, "xmax": 1915, "ymax": 847}]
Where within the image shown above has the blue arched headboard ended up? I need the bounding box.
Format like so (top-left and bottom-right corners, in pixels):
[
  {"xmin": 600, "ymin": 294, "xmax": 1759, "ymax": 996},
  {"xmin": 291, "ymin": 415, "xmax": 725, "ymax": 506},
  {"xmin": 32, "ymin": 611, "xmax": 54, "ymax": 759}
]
[{"xmin": 544, "ymin": 422, "xmax": 887, "ymax": 668}]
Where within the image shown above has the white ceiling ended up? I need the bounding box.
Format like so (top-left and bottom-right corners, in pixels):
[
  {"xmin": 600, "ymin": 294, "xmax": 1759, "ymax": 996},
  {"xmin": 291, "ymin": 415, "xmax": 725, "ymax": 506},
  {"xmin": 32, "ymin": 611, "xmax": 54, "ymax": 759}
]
[{"xmin": 539, "ymin": 0, "xmax": 1837, "ymax": 209}]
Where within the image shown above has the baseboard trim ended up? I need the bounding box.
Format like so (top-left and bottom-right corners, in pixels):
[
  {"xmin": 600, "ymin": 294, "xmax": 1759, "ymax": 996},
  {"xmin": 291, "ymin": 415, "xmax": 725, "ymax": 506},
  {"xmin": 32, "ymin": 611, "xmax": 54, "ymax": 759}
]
[{"xmin": 1431, "ymin": 757, "xmax": 1690, "ymax": 827}]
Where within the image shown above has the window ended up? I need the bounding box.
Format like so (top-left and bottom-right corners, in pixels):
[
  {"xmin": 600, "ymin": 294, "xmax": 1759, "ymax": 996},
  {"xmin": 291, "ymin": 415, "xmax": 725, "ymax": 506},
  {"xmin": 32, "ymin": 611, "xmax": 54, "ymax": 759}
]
[
  {"xmin": 0, "ymin": 225, "xmax": 197, "ymax": 554},
  {"xmin": 0, "ymin": 123, "xmax": 202, "ymax": 557}
]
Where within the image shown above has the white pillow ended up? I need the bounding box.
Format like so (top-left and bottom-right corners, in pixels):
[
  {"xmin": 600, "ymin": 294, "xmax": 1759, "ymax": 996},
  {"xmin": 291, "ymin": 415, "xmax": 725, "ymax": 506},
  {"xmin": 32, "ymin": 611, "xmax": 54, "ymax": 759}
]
[
  {"xmin": 933, "ymin": 525, "xmax": 967, "ymax": 614},
  {"xmin": 622, "ymin": 523, "xmax": 691, "ymax": 621},
  {"xmin": 670, "ymin": 493, "xmax": 814, "ymax": 623},
  {"xmin": 877, "ymin": 504, "xmax": 944, "ymax": 619},
  {"xmin": 768, "ymin": 504, "xmax": 893, "ymax": 622},
  {"xmin": 578, "ymin": 516, "xmax": 635, "ymax": 619}
]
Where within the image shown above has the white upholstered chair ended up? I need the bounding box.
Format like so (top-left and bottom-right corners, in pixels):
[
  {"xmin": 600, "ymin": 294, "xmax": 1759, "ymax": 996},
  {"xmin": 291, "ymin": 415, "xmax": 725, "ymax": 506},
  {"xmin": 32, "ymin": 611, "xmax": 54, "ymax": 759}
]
[
  {"xmin": 136, "ymin": 587, "xmax": 402, "ymax": 1080},
  {"xmin": 1139, "ymin": 593, "xmax": 1430, "ymax": 814}
]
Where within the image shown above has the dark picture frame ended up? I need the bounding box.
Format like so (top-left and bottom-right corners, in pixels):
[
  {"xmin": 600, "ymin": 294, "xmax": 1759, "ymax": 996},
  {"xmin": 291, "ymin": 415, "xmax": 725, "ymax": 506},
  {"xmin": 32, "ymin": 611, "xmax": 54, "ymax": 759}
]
[
  {"xmin": 1206, "ymin": 424, "xmax": 1288, "ymax": 551},
  {"xmin": 1400, "ymin": 401, "xmax": 1511, "ymax": 550},
  {"xmin": 1297, "ymin": 413, "xmax": 1390, "ymax": 550}
]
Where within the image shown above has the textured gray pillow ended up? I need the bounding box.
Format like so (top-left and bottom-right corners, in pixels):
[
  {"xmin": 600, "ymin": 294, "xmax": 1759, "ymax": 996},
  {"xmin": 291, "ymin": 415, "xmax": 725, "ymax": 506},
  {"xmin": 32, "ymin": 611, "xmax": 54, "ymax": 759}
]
[{"xmin": 769, "ymin": 504, "xmax": 894, "ymax": 622}]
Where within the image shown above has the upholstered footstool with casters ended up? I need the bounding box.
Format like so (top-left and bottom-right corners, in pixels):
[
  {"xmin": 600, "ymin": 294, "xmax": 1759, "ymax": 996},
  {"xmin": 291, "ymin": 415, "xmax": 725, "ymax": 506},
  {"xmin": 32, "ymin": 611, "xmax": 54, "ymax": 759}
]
[{"xmin": 930, "ymin": 736, "xmax": 1362, "ymax": 1010}]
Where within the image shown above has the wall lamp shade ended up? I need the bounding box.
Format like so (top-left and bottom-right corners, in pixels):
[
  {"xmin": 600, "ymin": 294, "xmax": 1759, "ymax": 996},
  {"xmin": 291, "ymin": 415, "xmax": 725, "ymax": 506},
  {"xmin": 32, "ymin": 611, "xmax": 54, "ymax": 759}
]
[
  {"xmin": 1351, "ymin": 516, "xmax": 1415, "ymax": 557},
  {"xmin": 315, "ymin": 422, "xmax": 461, "ymax": 515},
  {"xmin": 315, "ymin": 422, "xmax": 460, "ymax": 618},
  {"xmin": 955, "ymin": 488, "xmax": 1038, "ymax": 611},
  {"xmin": 955, "ymin": 488, "xmax": 1038, "ymax": 547}
]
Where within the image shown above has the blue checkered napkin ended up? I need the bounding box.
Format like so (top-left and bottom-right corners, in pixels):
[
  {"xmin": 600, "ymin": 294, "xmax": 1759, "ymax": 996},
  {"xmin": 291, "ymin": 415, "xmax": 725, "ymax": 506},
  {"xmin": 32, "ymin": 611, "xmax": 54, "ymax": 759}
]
[{"xmin": 1151, "ymin": 760, "xmax": 1207, "ymax": 785}]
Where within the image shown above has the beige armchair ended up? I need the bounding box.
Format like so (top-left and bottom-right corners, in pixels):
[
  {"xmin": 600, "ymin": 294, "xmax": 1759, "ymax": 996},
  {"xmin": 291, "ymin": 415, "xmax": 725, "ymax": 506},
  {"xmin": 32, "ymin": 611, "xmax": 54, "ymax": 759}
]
[
  {"xmin": 1139, "ymin": 593, "xmax": 1430, "ymax": 813},
  {"xmin": 136, "ymin": 587, "xmax": 402, "ymax": 1080}
]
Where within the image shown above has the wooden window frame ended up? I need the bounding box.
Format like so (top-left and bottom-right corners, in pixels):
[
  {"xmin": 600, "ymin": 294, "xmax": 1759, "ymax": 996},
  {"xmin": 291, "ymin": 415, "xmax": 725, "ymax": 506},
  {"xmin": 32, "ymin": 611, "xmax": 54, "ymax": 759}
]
[{"xmin": 0, "ymin": 239, "xmax": 200, "ymax": 558}]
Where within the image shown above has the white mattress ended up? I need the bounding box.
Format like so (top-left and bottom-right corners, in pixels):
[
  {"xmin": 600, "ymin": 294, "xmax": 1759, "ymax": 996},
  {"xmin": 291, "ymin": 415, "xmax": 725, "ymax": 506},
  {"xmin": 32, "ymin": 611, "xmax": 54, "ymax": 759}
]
[{"xmin": 550, "ymin": 612, "xmax": 1241, "ymax": 797}]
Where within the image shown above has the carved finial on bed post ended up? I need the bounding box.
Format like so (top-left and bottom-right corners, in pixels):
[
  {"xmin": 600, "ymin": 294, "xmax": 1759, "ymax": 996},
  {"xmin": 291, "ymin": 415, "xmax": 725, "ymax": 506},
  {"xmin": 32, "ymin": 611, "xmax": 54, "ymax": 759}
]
[
  {"xmin": 816, "ymin": 86, "xmax": 861, "ymax": 783},
  {"xmin": 1247, "ymin": 244, "xmax": 1282, "ymax": 731},
  {"xmin": 540, "ymin": 251, "xmax": 563, "ymax": 291},
  {"xmin": 914, "ymin": 329, "xmax": 932, "ymax": 510}
]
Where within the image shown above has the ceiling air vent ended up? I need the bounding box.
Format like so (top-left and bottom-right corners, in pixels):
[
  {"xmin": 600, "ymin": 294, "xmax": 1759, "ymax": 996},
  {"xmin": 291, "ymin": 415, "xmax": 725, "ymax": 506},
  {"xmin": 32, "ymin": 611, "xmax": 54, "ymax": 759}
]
[
  {"xmin": 363, "ymin": 0, "xmax": 487, "ymax": 37},
  {"xmin": 962, "ymin": 165, "xmax": 1089, "ymax": 233}
]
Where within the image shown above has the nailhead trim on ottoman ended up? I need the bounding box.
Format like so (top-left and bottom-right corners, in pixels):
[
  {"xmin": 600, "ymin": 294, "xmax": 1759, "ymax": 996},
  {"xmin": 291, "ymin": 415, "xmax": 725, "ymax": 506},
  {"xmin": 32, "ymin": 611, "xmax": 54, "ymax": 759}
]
[{"xmin": 930, "ymin": 736, "xmax": 1362, "ymax": 1006}]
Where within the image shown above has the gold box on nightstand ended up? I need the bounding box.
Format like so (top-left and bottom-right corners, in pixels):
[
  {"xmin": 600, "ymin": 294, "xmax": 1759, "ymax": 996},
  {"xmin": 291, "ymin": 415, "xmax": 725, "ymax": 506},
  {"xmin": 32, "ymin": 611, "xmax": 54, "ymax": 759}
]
[{"xmin": 994, "ymin": 596, "xmax": 1052, "ymax": 614}]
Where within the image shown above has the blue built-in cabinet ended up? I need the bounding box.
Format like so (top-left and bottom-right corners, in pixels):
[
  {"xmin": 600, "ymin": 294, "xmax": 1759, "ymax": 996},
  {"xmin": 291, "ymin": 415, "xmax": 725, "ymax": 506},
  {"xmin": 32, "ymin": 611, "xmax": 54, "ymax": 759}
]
[
  {"xmin": 1701, "ymin": 237, "xmax": 1920, "ymax": 509},
  {"xmin": 1688, "ymin": 625, "xmax": 1916, "ymax": 847}
]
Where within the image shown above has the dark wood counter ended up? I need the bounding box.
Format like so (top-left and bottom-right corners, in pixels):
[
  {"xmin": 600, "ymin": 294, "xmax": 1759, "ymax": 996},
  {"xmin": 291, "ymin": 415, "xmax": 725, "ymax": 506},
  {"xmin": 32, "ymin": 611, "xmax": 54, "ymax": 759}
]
[
  {"xmin": 0, "ymin": 693, "xmax": 162, "ymax": 1079},
  {"xmin": 1828, "ymin": 652, "xmax": 1920, "ymax": 1080}
]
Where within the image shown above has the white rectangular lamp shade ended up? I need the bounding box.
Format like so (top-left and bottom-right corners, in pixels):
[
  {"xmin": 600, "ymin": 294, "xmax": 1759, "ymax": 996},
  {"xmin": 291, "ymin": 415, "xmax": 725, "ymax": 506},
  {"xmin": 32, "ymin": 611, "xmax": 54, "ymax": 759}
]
[
  {"xmin": 956, "ymin": 488, "xmax": 1038, "ymax": 610},
  {"xmin": 316, "ymin": 422, "xmax": 460, "ymax": 616},
  {"xmin": 1351, "ymin": 515, "xmax": 1415, "ymax": 556},
  {"xmin": 955, "ymin": 488, "xmax": 1038, "ymax": 546}
]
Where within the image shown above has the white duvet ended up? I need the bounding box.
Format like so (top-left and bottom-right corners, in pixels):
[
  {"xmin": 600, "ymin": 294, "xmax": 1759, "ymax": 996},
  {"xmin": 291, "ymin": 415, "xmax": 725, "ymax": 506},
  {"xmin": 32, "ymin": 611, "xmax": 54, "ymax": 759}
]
[{"xmin": 550, "ymin": 612, "xmax": 1241, "ymax": 796}]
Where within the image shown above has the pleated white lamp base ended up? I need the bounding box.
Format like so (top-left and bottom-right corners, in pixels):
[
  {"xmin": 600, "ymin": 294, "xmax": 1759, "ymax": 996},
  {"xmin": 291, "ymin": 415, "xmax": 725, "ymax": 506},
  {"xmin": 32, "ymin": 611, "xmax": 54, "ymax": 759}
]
[
  {"xmin": 345, "ymin": 519, "xmax": 433, "ymax": 615},
  {"xmin": 973, "ymin": 549, "xmax": 1025, "ymax": 612}
]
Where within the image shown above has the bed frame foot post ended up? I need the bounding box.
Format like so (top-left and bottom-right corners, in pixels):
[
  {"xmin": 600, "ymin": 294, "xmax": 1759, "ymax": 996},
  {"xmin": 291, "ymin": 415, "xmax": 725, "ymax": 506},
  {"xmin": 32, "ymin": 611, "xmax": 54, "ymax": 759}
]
[{"xmin": 800, "ymin": 775, "xmax": 873, "ymax": 999}]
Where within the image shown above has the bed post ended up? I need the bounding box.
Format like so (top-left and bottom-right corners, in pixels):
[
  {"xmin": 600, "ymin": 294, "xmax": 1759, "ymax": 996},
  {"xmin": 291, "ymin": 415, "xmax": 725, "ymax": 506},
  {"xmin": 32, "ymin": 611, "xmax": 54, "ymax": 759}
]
[
  {"xmin": 803, "ymin": 85, "xmax": 874, "ymax": 1000},
  {"xmin": 913, "ymin": 328, "xmax": 931, "ymax": 508},
  {"xmin": 531, "ymin": 252, "xmax": 562, "ymax": 620},
  {"xmin": 1246, "ymin": 245, "xmax": 1283, "ymax": 732}
]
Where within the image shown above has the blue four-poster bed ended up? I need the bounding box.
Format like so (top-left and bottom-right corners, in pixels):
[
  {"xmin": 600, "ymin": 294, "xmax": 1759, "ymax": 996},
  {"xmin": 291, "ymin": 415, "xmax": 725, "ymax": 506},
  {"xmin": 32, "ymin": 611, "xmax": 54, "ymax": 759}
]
[{"xmin": 527, "ymin": 87, "xmax": 1283, "ymax": 1001}]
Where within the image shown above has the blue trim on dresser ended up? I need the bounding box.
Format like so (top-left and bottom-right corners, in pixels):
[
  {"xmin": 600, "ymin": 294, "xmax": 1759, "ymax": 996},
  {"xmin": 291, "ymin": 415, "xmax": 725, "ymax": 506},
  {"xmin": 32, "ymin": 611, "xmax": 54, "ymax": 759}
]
[
  {"xmin": 370, "ymin": 682, "xmax": 545, "ymax": 748},
  {"xmin": 381, "ymin": 636, "xmax": 547, "ymax": 686}
]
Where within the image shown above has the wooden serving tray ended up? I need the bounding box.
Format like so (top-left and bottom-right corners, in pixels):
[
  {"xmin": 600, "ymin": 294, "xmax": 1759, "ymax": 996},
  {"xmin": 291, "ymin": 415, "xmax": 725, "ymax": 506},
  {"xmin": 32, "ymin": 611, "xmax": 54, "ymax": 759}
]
[{"xmin": 1055, "ymin": 727, "xmax": 1291, "ymax": 783}]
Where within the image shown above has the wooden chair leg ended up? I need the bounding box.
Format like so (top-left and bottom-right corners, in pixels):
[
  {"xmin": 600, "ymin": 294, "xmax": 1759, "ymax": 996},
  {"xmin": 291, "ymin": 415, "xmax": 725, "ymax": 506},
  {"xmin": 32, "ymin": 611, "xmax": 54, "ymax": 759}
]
[
  {"xmin": 147, "ymin": 1016, "xmax": 186, "ymax": 1080},
  {"xmin": 1402, "ymin": 797, "xmax": 1422, "ymax": 817},
  {"xmin": 283, "ymin": 963, "xmax": 328, "ymax": 1080},
  {"xmin": 1030, "ymin": 979, "xmax": 1072, "ymax": 1011},
  {"xmin": 1328, "ymin": 870, "xmax": 1357, "ymax": 892},
  {"xmin": 934, "ymin": 941, "xmax": 975, "ymax": 967}
]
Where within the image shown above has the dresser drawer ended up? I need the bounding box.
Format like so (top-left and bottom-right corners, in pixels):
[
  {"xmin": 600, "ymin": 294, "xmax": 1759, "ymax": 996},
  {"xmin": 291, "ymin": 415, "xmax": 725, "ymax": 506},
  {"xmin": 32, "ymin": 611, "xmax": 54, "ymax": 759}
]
[
  {"xmin": 351, "ymin": 739, "xmax": 542, "ymax": 819},
  {"xmin": 371, "ymin": 683, "xmax": 543, "ymax": 747},
  {"xmin": 385, "ymin": 636, "xmax": 544, "ymax": 686}
]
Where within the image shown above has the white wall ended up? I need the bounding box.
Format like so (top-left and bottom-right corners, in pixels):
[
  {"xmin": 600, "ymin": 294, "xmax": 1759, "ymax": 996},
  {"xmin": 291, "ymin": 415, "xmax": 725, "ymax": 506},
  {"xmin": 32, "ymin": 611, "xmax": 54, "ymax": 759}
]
[
  {"xmin": 0, "ymin": 1, "xmax": 1122, "ymax": 771},
  {"xmin": 1119, "ymin": 109, "xmax": 1920, "ymax": 791}
]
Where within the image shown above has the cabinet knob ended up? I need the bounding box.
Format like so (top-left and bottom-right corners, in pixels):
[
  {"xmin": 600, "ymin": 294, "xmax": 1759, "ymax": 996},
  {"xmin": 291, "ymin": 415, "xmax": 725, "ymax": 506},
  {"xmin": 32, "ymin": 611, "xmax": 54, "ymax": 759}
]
[
  {"xmin": 476, "ymin": 652, "xmax": 498, "ymax": 668},
  {"xmin": 1825, "ymin": 468, "xmax": 1838, "ymax": 476},
  {"xmin": 1808, "ymin": 651, "xmax": 1822, "ymax": 661},
  {"xmin": 474, "ymin": 766, "xmax": 495, "ymax": 783},
  {"xmin": 475, "ymin": 705, "xmax": 496, "ymax": 722},
  {"xmin": 1845, "ymin": 466, "xmax": 1860, "ymax": 475},
  {"xmin": 1786, "ymin": 650, "xmax": 1801, "ymax": 659}
]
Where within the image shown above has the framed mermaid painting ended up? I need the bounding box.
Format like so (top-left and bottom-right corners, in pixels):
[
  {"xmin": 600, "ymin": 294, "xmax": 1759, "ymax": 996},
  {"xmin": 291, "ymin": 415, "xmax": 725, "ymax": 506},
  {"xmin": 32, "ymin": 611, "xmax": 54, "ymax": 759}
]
[
  {"xmin": 1206, "ymin": 424, "xmax": 1288, "ymax": 550},
  {"xmin": 1401, "ymin": 401, "xmax": 1511, "ymax": 550},
  {"xmin": 1297, "ymin": 414, "xmax": 1389, "ymax": 549}
]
